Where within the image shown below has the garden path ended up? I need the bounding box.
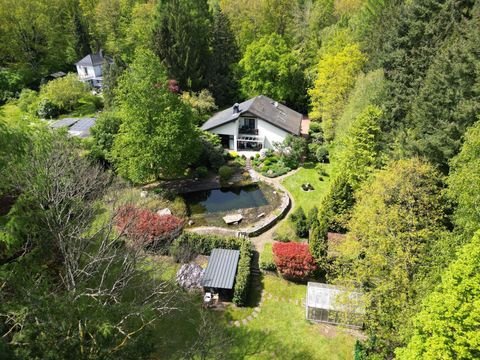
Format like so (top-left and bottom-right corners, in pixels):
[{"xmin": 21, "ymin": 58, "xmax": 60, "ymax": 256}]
[{"xmin": 248, "ymin": 167, "xmax": 300, "ymax": 251}]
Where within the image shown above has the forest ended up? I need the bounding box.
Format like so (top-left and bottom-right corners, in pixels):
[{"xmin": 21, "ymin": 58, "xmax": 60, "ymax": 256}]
[{"xmin": 1, "ymin": 0, "xmax": 480, "ymax": 359}]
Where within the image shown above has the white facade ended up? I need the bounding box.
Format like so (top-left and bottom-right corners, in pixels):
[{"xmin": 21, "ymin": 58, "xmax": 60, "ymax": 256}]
[
  {"xmin": 76, "ymin": 64, "xmax": 103, "ymax": 87},
  {"xmin": 208, "ymin": 116, "xmax": 290, "ymax": 152}
]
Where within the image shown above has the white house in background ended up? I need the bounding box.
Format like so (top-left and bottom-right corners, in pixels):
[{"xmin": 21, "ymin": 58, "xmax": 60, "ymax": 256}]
[
  {"xmin": 201, "ymin": 95, "xmax": 306, "ymax": 152},
  {"xmin": 75, "ymin": 51, "xmax": 111, "ymax": 88}
]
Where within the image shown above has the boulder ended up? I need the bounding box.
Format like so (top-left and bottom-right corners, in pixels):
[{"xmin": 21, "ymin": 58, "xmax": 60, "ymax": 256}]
[
  {"xmin": 157, "ymin": 208, "xmax": 172, "ymax": 216},
  {"xmin": 223, "ymin": 214, "xmax": 243, "ymax": 224}
]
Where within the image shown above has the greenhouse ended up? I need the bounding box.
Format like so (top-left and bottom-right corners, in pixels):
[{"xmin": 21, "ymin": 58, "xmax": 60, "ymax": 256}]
[{"xmin": 305, "ymin": 282, "xmax": 364, "ymax": 329}]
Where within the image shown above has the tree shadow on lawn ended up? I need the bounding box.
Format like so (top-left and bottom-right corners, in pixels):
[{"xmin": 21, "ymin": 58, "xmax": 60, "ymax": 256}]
[{"xmin": 228, "ymin": 326, "xmax": 319, "ymax": 360}]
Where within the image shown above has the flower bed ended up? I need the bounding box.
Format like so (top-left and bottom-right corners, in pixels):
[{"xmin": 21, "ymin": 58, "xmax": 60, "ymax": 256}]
[{"xmin": 116, "ymin": 205, "xmax": 184, "ymax": 251}]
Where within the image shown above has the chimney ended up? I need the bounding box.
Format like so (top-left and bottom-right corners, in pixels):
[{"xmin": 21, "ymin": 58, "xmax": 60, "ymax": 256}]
[
  {"xmin": 274, "ymin": 101, "xmax": 279, "ymax": 108},
  {"xmin": 233, "ymin": 103, "xmax": 240, "ymax": 114}
]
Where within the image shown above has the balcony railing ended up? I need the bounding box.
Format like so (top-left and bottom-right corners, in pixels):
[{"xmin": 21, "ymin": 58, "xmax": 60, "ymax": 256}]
[{"xmin": 238, "ymin": 127, "xmax": 258, "ymax": 135}]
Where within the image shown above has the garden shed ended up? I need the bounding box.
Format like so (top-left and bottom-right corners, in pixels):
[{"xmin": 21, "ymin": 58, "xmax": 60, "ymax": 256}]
[
  {"xmin": 305, "ymin": 282, "xmax": 364, "ymax": 329},
  {"xmin": 201, "ymin": 249, "xmax": 240, "ymax": 300}
]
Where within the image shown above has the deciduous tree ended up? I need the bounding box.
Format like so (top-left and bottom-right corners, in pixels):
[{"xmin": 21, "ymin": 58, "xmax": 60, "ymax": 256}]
[
  {"xmin": 239, "ymin": 34, "xmax": 303, "ymax": 108},
  {"xmin": 340, "ymin": 158, "xmax": 447, "ymax": 357},
  {"xmin": 308, "ymin": 43, "xmax": 366, "ymax": 141},
  {"xmin": 396, "ymin": 231, "xmax": 480, "ymax": 360}
]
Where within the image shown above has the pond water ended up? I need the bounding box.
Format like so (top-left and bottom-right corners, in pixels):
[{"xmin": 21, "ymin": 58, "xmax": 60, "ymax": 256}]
[{"xmin": 183, "ymin": 185, "xmax": 269, "ymax": 214}]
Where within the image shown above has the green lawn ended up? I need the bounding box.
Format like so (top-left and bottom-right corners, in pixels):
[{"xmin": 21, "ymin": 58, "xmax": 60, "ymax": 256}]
[
  {"xmin": 274, "ymin": 164, "xmax": 332, "ymax": 241},
  {"xmin": 228, "ymin": 275, "xmax": 356, "ymax": 360},
  {"xmin": 282, "ymin": 164, "xmax": 332, "ymax": 214},
  {"xmin": 151, "ymin": 268, "xmax": 356, "ymax": 359}
]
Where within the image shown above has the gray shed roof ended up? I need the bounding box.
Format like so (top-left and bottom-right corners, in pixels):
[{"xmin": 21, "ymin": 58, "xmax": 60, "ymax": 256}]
[
  {"xmin": 201, "ymin": 95, "xmax": 303, "ymax": 135},
  {"xmin": 76, "ymin": 52, "xmax": 111, "ymax": 67},
  {"xmin": 306, "ymin": 282, "xmax": 365, "ymax": 314},
  {"xmin": 50, "ymin": 117, "xmax": 96, "ymax": 138},
  {"xmin": 201, "ymin": 249, "xmax": 240, "ymax": 290}
]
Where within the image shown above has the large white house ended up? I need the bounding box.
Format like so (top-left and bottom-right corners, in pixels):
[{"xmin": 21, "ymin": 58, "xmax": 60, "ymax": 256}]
[
  {"xmin": 201, "ymin": 95, "xmax": 305, "ymax": 152},
  {"xmin": 75, "ymin": 51, "xmax": 111, "ymax": 88}
]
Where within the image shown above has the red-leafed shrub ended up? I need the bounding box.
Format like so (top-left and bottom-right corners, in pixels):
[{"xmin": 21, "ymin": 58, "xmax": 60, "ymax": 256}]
[
  {"xmin": 272, "ymin": 242, "xmax": 317, "ymax": 280},
  {"xmin": 116, "ymin": 205, "xmax": 184, "ymax": 250}
]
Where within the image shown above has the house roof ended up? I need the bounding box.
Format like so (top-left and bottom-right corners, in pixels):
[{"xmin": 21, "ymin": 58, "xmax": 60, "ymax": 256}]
[
  {"xmin": 50, "ymin": 117, "xmax": 96, "ymax": 138},
  {"xmin": 201, "ymin": 95, "xmax": 303, "ymax": 135},
  {"xmin": 76, "ymin": 52, "xmax": 110, "ymax": 67},
  {"xmin": 306, "ymin": 282, "xmax": 365, "ymax": 314},
  {"xmin": 201, "ymin": 249, "xmax": 240, "ymax": 290}
]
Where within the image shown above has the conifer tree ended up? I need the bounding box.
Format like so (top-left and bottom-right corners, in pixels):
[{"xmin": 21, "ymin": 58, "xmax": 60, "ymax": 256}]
[
  {"xmin": 152, "ymin": 0, "xmax": 212, "ymax": 91},
  {"xmin": 208, "ymin": 7, "xmax": 240, "ymax": 107}
]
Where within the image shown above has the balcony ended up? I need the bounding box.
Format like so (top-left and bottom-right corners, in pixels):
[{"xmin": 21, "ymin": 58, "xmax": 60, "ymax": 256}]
[{"xmin": 238, "ymin": 126, "xmax": 258, "ymax": 135}]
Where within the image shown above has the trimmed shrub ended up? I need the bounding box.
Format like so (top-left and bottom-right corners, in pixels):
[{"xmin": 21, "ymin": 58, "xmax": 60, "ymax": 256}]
[
  {"xmin": 315, "ymin": 146, "xmax": 329, "ymax": 163},
  {"xmin": 170, "ymin": 232, "xmax": 241, "ymax": 262},
  {"xmin": 219, "ymin": 165, "xmax": 234, "ymax": 181},
  {"xmin": 116, "ymin": 205, "xmax": 184, "ymax": 251},
  {"xmin": 196, "ymin": 166, "xmax": 208, "ymax": 178},
  {"xmin": 232, "ymin": 240, "xmax": 253, "ymax": 306},
  {"xmin": 289, "ymin": 207, "xmax": 308, "ymax": 238},
  {"xmin": 273, "ymin": 242, "xmax": 317, "ymax": 281},
  {"xmin": 259, "ymin": 243, "xmax": 276, "ymax": 271}
]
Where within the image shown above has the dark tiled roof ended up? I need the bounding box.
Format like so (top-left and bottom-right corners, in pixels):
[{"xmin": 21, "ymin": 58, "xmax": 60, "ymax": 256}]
[
  {"xmin": 76, "ymin": 52, "xmax": 109, "ymax": 67},
  {"xmin": 50, "ymin": 117, "xmax": 96, "ymax": 138},
  {"xmin": 201, "ymin": 249, "xmax": 240, "ymax": 290},
  {"xmin": 201, "ymin": 95, "xmax": 303, "ymax": 135}
]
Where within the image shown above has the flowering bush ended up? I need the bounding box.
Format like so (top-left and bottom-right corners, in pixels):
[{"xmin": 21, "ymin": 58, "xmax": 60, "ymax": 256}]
[
  {"xmin": 116, "ymin": 205, "xmax": 184, "ymax": 250},
  {"xmin": 272, "ymin": 242, "xmax": 317, "ymax": 280}
]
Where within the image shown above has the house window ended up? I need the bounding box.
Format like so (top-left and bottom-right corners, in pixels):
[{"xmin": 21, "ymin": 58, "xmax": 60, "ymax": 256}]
[
  {"xmin": 83, "ymin": 67, "xmax": 88, "ymax": 76},
  {"xmin": 245, "ymin": 118, "xmax": 255, "ymax": 129}
]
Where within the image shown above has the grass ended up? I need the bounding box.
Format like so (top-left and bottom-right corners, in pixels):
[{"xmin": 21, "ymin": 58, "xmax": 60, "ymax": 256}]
[
  {"xmin": 282, "ymin": 164, "xmax": 332, "ymax": 214},
  {"xmin": 274, "ymin": 164, "xmax": 332, "ymax": 241},
  {"xmin": 149, "ymin": 264, "xmax": 356, "ymax": 359},
  {"xmin": 228, "ymin": 274, "xmax": 356, "ymax": 359}
]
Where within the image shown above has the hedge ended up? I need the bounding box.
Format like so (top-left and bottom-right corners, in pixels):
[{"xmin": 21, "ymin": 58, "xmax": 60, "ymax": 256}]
[
  {"xmin": 170, "ymin": 233, "xmax": 253, "ymax": 306},
  {"xmin": 259, "ymin": 243, "xmax": 276, "ymax": 271},
  {"xmin": 232, "ymin": 240, "xmax": 253, "ymax": 306},
  {"xmin": 170, "ymin": 232, "xmax": 240, "ymax": 262}
]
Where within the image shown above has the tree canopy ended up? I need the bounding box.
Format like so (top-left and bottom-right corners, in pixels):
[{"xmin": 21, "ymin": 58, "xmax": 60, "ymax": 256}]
[{"xmin": 112, "ymin": 49, "xmax": 199, "ymax": 183}]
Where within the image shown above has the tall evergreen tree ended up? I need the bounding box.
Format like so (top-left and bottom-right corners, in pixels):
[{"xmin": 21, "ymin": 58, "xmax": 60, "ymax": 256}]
[
  {"xmin": 208, "ymin": 7, "xmax": 240, "ymax": 107},
  {"xmin": 379, "ymin": 0, "xmax": 476, "ymax": 137},
  {"xmin": 403, "ymin": 3, "xmax": 480, "ymax": 173},
  {"xmin": 152, "ymin": 0, "xmax": 212, "ymax": 91}
]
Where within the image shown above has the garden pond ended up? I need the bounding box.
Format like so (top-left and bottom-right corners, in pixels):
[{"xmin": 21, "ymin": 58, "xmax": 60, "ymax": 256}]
[{"xmin": 182, "ymin": 183, "xmax": 282, "ymax": 228}]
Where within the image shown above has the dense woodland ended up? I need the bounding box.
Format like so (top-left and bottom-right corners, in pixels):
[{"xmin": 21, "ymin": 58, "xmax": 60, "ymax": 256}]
[{"xmin": 1, "ymin": 0, "xmax": 480, "ymax": 359}]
